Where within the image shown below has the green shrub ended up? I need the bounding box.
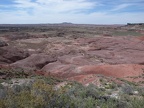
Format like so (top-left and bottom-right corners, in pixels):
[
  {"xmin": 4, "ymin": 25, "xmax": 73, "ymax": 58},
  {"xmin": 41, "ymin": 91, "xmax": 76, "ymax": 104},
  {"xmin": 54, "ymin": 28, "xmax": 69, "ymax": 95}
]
[
  {"xmin": 137, "ymin": 87, "xmax": 144, "ymax": 97},
  {"xmin": 0, "ymin": 77, "xmax": 144, "ymax": 108},
  {"xmin": 121, "ymin": 84, "xmax": 134, "ymax": 95},
  {"xmin": 129, "ymin": 98, "xmax": 144, "ymax": 108}
]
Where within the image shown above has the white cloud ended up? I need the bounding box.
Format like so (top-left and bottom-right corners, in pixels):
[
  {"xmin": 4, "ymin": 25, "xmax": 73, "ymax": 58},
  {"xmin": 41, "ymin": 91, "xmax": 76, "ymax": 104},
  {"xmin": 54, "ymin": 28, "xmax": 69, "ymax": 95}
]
[
  {"xmin": 111, "ymin": 4, "xmax": 132, "ymax": 11},
  {"xmin": 0, "ymin": 0, "xmax": 144, "ymax": 24},
  {"xmin": 1, "ymin": 9, "xmax": 144, "ymax": 24},
  {"xmin": 0, "ymin": 5, "xmax": 10, "ymax": 8},
  {"xmin": 13, "ymin": 0, "xmax": 97, "ymax": 13}
]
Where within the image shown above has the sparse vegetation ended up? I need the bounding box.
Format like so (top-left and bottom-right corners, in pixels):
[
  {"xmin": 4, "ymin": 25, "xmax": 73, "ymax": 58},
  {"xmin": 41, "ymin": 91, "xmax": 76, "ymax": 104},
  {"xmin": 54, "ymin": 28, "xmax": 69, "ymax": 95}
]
[
  {"xmin": 0, "ymin": 67, "xmax": 33, "ymax": 80},
  {"xmin": 0, "ymin": 76, "xmax": 143, "ymax": 108},
  {"xmin": 0, "ymin": 65, "xmax": 142, "ymax": 108}
]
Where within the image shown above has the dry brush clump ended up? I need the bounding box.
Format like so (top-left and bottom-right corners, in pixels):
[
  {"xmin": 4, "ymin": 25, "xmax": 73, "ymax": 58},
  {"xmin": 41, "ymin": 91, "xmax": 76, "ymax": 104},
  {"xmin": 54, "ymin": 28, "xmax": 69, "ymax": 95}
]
[{"xmin": 0, "ymin": 75, "xmax": 143, "ymax": 108}]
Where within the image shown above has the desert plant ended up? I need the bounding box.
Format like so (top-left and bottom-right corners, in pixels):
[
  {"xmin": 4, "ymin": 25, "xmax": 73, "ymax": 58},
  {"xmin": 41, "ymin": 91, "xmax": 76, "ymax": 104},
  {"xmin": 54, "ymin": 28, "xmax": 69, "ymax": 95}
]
[
  {"xmin": 121, "ymin": 84, "xmax": 134, "ymax": 95},
  {"xmin": 129, "ymin": 97, "xmax": 144, "ymax": 108},
  {"xmin": 137, "ymin": 87, "xmax": 144, "ymax": 97}
]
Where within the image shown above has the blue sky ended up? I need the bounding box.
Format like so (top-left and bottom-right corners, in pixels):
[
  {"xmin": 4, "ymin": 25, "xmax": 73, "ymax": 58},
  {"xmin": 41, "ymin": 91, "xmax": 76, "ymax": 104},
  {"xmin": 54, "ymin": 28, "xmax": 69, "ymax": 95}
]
[{"xmin": 0, "ymin": 0, "xmax": 144, "ymax": 24}]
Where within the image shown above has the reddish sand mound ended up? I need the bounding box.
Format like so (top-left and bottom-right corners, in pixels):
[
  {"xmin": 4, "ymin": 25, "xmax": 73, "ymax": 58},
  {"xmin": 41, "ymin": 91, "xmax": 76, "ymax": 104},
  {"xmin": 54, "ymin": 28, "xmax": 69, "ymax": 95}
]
[
  {"xmin": 75, "ymin": 64, "xmax": 144, "ymax": 78},
  {"xmin": 67, "ymin": 74, "xmax": 101, "ymax": 86},
  {"xmin": 42, "ymin": 63, "xmax": 144, "ymax": 85},
  {"xmin": 42, "ymin": 63, "xmax": 144, "ymax": 80},
  {"xmin": 137, "ymin": 36, "xmax": 144, "ymax": 41},
  {"xmin": 67, "ymin": 74, "xmax": 124, "ymax": 86}
]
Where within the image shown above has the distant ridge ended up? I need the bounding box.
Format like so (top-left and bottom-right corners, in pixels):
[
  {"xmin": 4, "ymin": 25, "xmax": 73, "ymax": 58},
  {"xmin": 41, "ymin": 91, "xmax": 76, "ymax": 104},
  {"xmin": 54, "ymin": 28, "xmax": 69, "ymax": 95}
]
[
  {"xmin": 61, "ymin": 22, "xmax": 73, "ymax": 24},
  {"xmin": 127, "ymin": 23, "xmax": 144, "ymax": 25}
]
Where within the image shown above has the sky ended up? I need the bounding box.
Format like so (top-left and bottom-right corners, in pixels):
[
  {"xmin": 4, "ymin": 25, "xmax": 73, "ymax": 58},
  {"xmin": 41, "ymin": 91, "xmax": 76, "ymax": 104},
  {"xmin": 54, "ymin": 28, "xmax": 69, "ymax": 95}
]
[{"xmin": 0, "ymin": 0, "xmax": 144, "ymax": 24}]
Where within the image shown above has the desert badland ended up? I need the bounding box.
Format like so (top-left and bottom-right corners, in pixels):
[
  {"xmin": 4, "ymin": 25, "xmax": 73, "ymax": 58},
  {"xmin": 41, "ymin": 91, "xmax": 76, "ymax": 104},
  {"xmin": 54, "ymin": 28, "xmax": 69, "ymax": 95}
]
[{"xmin": 0, "ymin": 23, "xmax": 144, "ymax": 107}]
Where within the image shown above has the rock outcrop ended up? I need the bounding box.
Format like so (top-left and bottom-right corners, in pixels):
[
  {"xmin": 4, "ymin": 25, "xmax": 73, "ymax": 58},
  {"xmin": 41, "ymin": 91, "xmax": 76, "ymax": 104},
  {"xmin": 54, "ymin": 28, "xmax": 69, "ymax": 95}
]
[
  {"xmin": 0, "ymin": 40, "xmax": 8, "ymax": 47},
  {"xmin": 0, "ymin": 46, "xmax": 29, "ymax": 64},
  {"xmin": 11, "ymin": 53, "xmax": 57, "ymax": 70}
]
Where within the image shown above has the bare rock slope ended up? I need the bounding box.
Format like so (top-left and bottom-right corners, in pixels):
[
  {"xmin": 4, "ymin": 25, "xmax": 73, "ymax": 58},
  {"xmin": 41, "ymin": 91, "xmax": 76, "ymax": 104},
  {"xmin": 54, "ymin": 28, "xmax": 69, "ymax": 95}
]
[
  {"xmin": 0, "ymin": 46, "xmax": 29, "ymax": 64},
  {"xmin": 41, "ymin": 36, "xmax": 144, "ymax": 84},
  {"xmin": 1, "ymin": 36, "xmax": 144, "ymax": 85}
]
